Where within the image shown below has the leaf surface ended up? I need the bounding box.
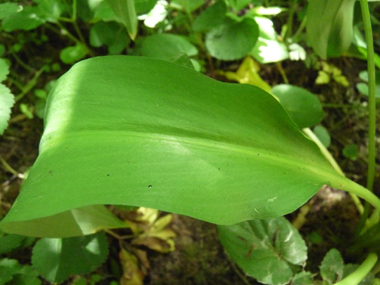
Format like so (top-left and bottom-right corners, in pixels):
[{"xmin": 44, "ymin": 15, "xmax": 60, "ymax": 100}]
[
  {"xmin": 0, "ymin": 56, "xmax": 353, "ymax": 237},
  {"xmin": 218, "ymin": 217, "xmax": 307, "ymax": 285}
]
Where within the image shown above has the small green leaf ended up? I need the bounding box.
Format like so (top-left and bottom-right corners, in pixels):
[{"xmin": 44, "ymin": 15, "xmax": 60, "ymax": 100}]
[
  {"xmin": 20, "ymin": 103, "xmax": 33, "ymax": 119},
  {"xmin": 271, "ymin": 84, "xmax": 324, "ymax": 129},
  {"xmin": 0, "ymin": 258, "xmax": 21, "ymax": 284},
  {"xmin": 135, "ymin": 0, "xmax": 157, "ymax": 15},
  {"xmin": 0, "ymin": 58, "xmax": 9, "ymax": 82},
  {"xmin": 171, "ymin": 0, "xmax": 204, "ymax": 12},
  {"xmin": 316, "ymin": 71, "xmax": 330, "ymax": 84},
  {"xmin": 225, "ymin": 0, "xmax": 252, "ymax": 10},
  {"xmin": 291, "ymin": 271, "xmax": 313, "ymax": 285},
  {"xmin": 320, "ymin": 248, "xmax": 344, "ymax": 284},
  {"xmin": 218, "ymin": 217, "xmax": 307, "ymax": 285},
  {"xmin": 0, "ymin": 3, "xmax": 20, "ymax": 19},
  {"xmin": 107, "ymin": 0, "xmax": 137, "ymax": 40},
  {"xmin": 34, "ymin": 0, "xmax": 65, "ymax": 23},
  {"xmin": 343, "ymin": 144, "xmax": 359, "ymax": 160},
  {"xmin": 206, "ymin": 16, "xmax": 259, "ymax": 61},
  {"xmin": 313, "ymin": 125, "xmax": 331, "ymax": 148},
  {"xmin": 1, "ymin": 6, "xmax": 45, "ymax": 32},
  {"xmin": 90, "ymin": 21, "xmax": 129, "ymax": 54},
  {"xmin": 60, "ymin": 44, "xmax": 88, "ymax": 64},
  {"xmin": 10, "ymin": 265, "xmax": 41, "ymax": 285},
  {"xmin": 0, "ymin": 231, "xmax": 34, "ymax": 255},
  {"xmin": 0, "ymin": 84, "xmax": 14, "ymax": 134},
  {"xmin": 306, "ymin": 0, "xmax": 356, "ymax": 59},
  {"xmin": 192, "ymin": 0, "xmax": 227, "ymax": 32},
  {"xmin": 140, "ymin": 34, "xmax": 198, "ymax": 61},
  {"xmin": 32, "ymin": 231, "xmax": 108, "ymax": 283}
]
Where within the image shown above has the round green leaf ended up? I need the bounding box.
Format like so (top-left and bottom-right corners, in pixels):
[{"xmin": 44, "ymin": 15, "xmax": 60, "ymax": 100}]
[
  {"xmin": 206, "ymin": 17, "xmax": 259, "ymax": 60},
  {"xmin": 218, "ymin": 217, "xmax": 307, "ymax": 285},
  {"xmin": 60, "ymin": 44, "xmax": 88, "ymax": 64},
  {"xmin": 32, "ymin": 231, "xmax": 108, "ymax": 283},
  {"xmin": 271, "ymin": 84, "xmax": 324, "ymax": 129},
  {"xmin": 140, "ymin": 34, "xmax": 198, "ymax": 61},
  {"xmin": 320, "ymin": 248, "xmax": 344, "ymax": 283},
  {"xmin": 0, "ymin": 56, "xmax": 357, "ymax": 237},
  {"xmin": 192, "ymin": 0, "xmax": 227, "ymax": 32},
  {"xmin": 313, "ymin": 125, "xmax": 331, "ymax": 148}
]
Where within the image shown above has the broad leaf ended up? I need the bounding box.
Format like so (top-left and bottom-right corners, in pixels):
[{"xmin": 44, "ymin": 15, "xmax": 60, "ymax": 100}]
[
  {"xmin": 0, "ymin": 84, "xmax": 14, "ymax": 135},
  {"xmin": 32, "ymin": 231, "xmax": 108, "ymax": 283},
  {"xmin": 1, "ymin": 6, "xmax": 45, "ymax": 32},
  {"xmin": 306, "ymin": 0, "xmax": 356, "ymax": 59},
  {"xmin": 192, "ymin": 0, "xmax": 227, "ymax": 32},
  {"xmin": 0, "ymin": 56, "xmax": 358, "ymax": 237},
  {"xmin": 206, "ymin": 16, "xmax": 259, "ymax": 61},
  {"xmin": 218, "ymin": 217, "xmax": 307, "ymax": 285},
  {"xmin": 271, "ymin": 84, "xmax": 324, "ymax": 129},
  {"xmin": 0, "ymin": 3, "xmax": 20, "ymax": 20}
]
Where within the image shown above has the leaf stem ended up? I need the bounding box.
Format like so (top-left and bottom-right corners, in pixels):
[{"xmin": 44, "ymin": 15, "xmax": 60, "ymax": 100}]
[
  {"xmin": 334, "ymin": 253, "xmax": 377, "ymax": 285},
  {"xmin": 303, "ymin": 128, "xmax": 364, "ymax": 214},
  {"xmin": 355, "ymin": 0, "xmax": 377, "ymax": 235}
]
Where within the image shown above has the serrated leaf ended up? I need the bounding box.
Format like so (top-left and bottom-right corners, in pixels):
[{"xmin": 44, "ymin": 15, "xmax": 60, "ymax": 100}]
[
  {"xmin": 320, "ymin": 248, "xmax": 344, "ymax": 284},
  {"xmin": 206, "ymin": 16, "xmax": 259, "ymax": 61},
  {"xmin": 0, "ymin": 258, "xmax": 21, "ymax": 284},
  {"xmin": 1, "ymin": 6, "xmax": 45, "ymax": 32},
  {"xmin": 140, "ymin": 34, "xmax": 198, "ymax": 61},
  {"xmin": 192, "ymin": 0, "xmax": 227, "ymax": 32},
  {"xmin": 0, "ymin": 3, "xmax": 21, "ymax": 20},
  {"xmin": 306, "ymin": 0, "xmax": 356, "ymax": 59},
  {"xmin": 32, "ymin": 231, "xmax": 108, "ymax": 283},
  {"xmin": 0, "ymin": 56, "xmax": 362, "ymax": 237},
  {"xmin": 271, "ymin": 84, "xmax": 324, "ymax": 129},
  {"xmin": 107, "ymin": 0, "xmax": 137, "ymax": 40},
  {"xmin": 0, "ymin": 84, "xmax": 14, "ymax": 135},
  {"xmin": 218, "ymin": 217, "xmax": 307, "ymax": 285}
]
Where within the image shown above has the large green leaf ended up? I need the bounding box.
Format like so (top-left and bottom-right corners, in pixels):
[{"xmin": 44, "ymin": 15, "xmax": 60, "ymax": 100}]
[
  {"xmin": 0, "ymin": 56, "xmax": 359, "ymax": 237},
  {"xmin": 306, "ymin": 0, "xmax": 356, "ymax": 59}
]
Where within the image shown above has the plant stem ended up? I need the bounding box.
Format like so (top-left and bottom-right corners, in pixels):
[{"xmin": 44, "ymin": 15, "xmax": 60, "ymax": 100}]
[
  {"xmin": 355, "ymin": 0, "xmax": 377, "ymax": 235},
  {"xmin": 303, "ymin": 128, "xmax": 364, "ymax": 214},
  {"xmin": 361, "ymin": 0, "xmax": 376, "ymax": 193},
  {"xmin": 334, "ymin": 253, "xmax": 377, "ymax": 285},
  {"xmin": 276, "ymin": 62, "xmax": 289, "ymax": 84},
  {"xmin": 15, "ymin": 66, "xmax": 46, "ymax": 102}
]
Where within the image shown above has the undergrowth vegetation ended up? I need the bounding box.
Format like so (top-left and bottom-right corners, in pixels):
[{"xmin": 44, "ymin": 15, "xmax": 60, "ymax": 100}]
[{"xmin": 0, "ymin": 0, "xmax": 380, "ymax": 284}]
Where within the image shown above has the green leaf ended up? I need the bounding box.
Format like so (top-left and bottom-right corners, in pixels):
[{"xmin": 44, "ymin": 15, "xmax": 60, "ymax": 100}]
[
  {"xmin": 206, "ymin": 16, "xmax": 259, "ymax": 61},
  {"xmin": 313, "ymin": 125, "xmax": 331, "ymax": 148},
  {"xmin": 306, "ymin": 0, "xmax": 356, "ymax": 59},
  {"xmin": 271, "ymin": 84, "xmax": 324, "ymax": 129},
  {"xmin": 320, "ymin": 248, "xmax": 344, "ymax": 284},
  {"xmin": 250, "ymin": 17, "xmax": 289, "ymax": 63},
  {"xmin": 343, "ymin": 144, "xmax": 358, "ymax": 160},
  {"xmin": 34, "ymin": 0, "xmax": 65, "ymax": 23},
  {"xmin": 291, "ymin": 271, "xmax": 313, "ymax": 285},
  {"xmin": 0, "ymin": 258, "xmax": 20, "ymax": 284},
  {"xmin": 170, "ymin": 53, "xmax": 195, "ymax": 70},
  {"xmin": 107, "ymin": 0, "xmax": 137, "ymax": 40},
  {"xmin": 0, "ymin": 84, "xmax": 14, "ymax": 135},
  {"xmin": 192, "ymin": 0, "xmax": 227, "ymax": 32},
  {"xmin": 32, "ymin": 231, "xmax": 108, "ymax": 283},
  {"xmin": 10, "ymin": 265, "xmax": 42, "ymax": 285},
  {"xmin": 0, "ymin": 230, "xmax": 34, "ymax": 255},
  {"xmin": 171, "ymin": 0, "xmax": 204, "ymax": 12},
  {"xmin": 60, "ymin": 43, "xmax": 88, "ymax": 64},
  {"xmin": 0, "ymin": 3, "xmax": 21, "ymax": 20},
  {"xmin": 135, "ymin": 0, "xmax": 157, "ymax": 15},
  {"xmin": 1, "ymin": 6, "xmax": 45, "ymax": 32},
  {"xmin": 0, "ymin": 58, "xmax": 9, "ymax": 82},
  {"xmin": 140, "ymin": 34, "xmax": 198, "ymax": 61},
  {"xmin": 0, "ymin": 205, "xmax": 127, "ymax": 238},
  {"xmin": 218, "ymin": 217, "xmax": 307, "ymax": 285},
  {"xmin": 90, "ymin": 21, "xmax": 129, "ymax": 54},
  {"xmin": 225, "ymin": 0, "xmax": 252, "ymax": 10},
  {"xmin": 0, "ymin": 56, "xmax": 356, "ymax": 237}
]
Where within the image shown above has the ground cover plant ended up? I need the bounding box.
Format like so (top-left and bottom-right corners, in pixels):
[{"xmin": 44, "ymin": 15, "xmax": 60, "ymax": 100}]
[{"xmin": 0, "ymin": 0, "xmax": 380, "ymax": 284}]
